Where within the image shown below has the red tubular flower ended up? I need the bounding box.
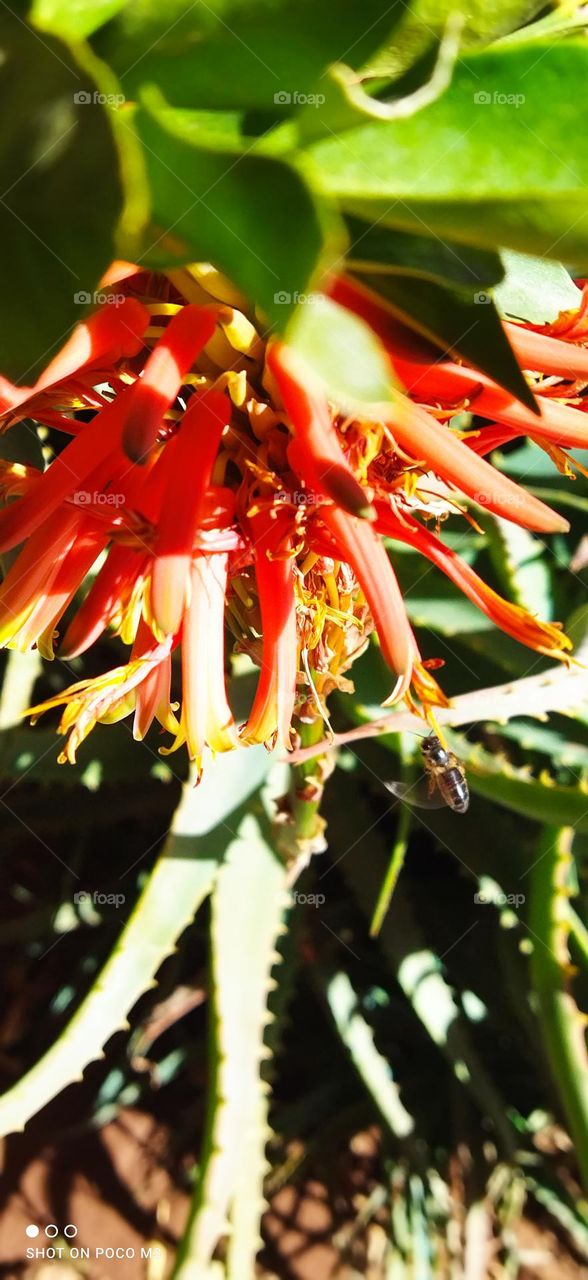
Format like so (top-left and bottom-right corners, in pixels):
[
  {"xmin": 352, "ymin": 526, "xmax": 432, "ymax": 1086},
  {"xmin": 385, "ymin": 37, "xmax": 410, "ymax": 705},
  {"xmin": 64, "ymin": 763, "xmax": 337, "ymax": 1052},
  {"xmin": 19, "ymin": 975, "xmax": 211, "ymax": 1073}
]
[
  {"xmin": 28, "ymin": 639, "xmax": 175, "ymax": 764},
  {"xmin": 0, "ymin": 297, "xmax": 149, "ymax": 418},
  {"xmin": 1, "ymin": 265, "xmax": 585, "ymax": 768},
  {"xmin": 243, "ymin": 509, "xmax": 298, "ymax": 751},
  {"xmin": 169, "ymin": 553, "xmax": 238, "ymax": 769},
  {"xmin": 150, "ymin": 388, "xmax": 230, "ymax": 637},
  {"xmin": 387, "ymin": 398, "xmax": 566, "ymax": 533},
  {"xmin": 321, "ymin": 503, "xmax": 414, "ymax": 702},
  {"xmin": 37, "ymin": 297, "xmax": 149, "ymax": 389},
  {"xmin": 10, "ymin": 518, "xmax": 107, "ymax": 659},
  {"xmin": 504, "ymin": 321, "xmax": 588, "ymax": 380},
  {"xmin": 267, "ymin": 340, "xmax": 374, "ymax": 519},
  {"xmin": 60, "ymin": 545, "xmax": 148, "ymax": 658},
  {"xmin": 0, "ymin": 506, "xmax": 81, "ymax": 647},
  {"xmin": 376, "ymin": 501, "xmax": 572, "ymax": 660},
  {"xmin": 121, "ymin": 304, "xmax": 217, "ymax": 461},
  {"xmin": 131, "ymin": 617, "xmax": 179, "ymax": 741},
  {"xmin": 0, "ymin": 384, "xmax": 136, "ymax": 553}
]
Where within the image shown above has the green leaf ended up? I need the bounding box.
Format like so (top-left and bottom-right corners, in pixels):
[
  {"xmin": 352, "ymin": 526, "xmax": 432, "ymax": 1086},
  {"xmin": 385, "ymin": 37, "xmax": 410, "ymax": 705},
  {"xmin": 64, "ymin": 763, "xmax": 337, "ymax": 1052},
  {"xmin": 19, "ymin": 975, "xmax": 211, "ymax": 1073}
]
[
  {"xmin": 98, "ymin": 0, "xmax": 404, "ymax": 113},
  {"xmin": 347, "ymin": 220, "xmax": 504, "ymax": 291},
  {"xmin": 529, "ymin": 827, "xmax": 588, "ymax": 1193},
  {"xmin": 486, "ymin": 515, "xmax": 554, "ymax": 619},
  {"xmin": 286, "ymin": 294, "xmax": 395, "ymax": 406},
  {"xmin": 174, "ymin": 804, "xmax": 289, "ymax": 1279},
  {"xmin": 364, "ymin": 0, "xmax": 547, "ymax": 78},
  {"xmin": 488, "ymin": 720, "xmax": 588, "ymax": 771},
  {"xmin": 353, "ymin": 272, "xmax": 538, "ymax": 413},
  {"xmin": 0, "ymin": 13, "xmax": 122, "ymax": 380},
  {"xmin": 452, "ymin": 735, "xmax": 588, "ymax": 832},
  {"xmin": 304, "ymin": 40, "xmax": 588, "ymax": 264},
  {"xmin": 133, "ymin": 97, "xmax": 331, "ymax": 326},
  {"xmin": 31, "ymin": 0, "xmax": 128, "ymax": 40},
  {"xmin": 321, "ymin": 970, "xmax": 414, "ymax": 1137},
  {"xmin": 494, "ymin": 250, "xmax": 582, "ymax": 324},
  {"xmin": 0, "ymin": 748, "xmax": 270, "ymax": 1136}
]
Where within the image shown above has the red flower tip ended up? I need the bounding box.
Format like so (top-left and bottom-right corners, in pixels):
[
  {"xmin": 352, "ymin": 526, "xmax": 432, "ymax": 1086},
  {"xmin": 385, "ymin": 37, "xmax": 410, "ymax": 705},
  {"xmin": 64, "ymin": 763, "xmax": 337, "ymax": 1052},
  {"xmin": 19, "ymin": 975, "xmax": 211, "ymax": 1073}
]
[
  {"xmin": 150, "ymin": 388, "xmax": 231, "ymax": 637},
  {"xmin": 268, "ymin": 340, "xmax": 375, "ymax": 520},
  {"xmin": 121, "ymin": 305, "xmax": 217, "ymax": 463}
]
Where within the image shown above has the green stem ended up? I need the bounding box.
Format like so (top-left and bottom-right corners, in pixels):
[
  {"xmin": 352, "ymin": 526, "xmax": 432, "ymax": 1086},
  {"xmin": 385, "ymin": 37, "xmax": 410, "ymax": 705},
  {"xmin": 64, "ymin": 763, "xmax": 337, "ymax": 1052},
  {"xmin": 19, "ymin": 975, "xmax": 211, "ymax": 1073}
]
[
  {"xmin": 291, "ymin": 716, "xmax": 329, "ymax": 841},
  {"xmin": 370, "ymin": 800, "xmax": 412, "ymax": 937},
  {"xmin": 529, "ymin": 826, "xmax": 588, "ymax": 1195}
]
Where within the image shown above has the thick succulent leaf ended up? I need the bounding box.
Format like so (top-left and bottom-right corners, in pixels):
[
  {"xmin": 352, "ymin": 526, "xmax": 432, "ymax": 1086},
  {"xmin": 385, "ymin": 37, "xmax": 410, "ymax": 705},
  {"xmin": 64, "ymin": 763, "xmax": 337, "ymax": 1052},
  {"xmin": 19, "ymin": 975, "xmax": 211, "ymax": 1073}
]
[
  {"xmin": 529, "ymin": 827, "xmax": 588, "ymax": 1191},
  {"xmin": 0, "ymin": 748, "xmax": 270, "ymax": 1136},
  {"xmin": 304, "ymin": 41, "xmax": 588, "ymax": 263},
  {"xmin": 450, "ymin": 734, "xmax": 588, "ymax": 832},
  {"xmin": 365, "ymin": 0, "xmax": 548, "ymax": 78},
  {"xmin": 0, "ymin": 12, "xmax": 122, "ymax": 380},
  {"xmin": 31, "ymin": 0, "xmax": 129, "ymax": 39},
  {"xmin": 487, "ymin": 721, "xmax": 588, "ymax": 772},
  {"xmin": 346, "ymin": 220, "xmax": 504, "ymax": 291},
  {"xmin": 133, "ymin": 97, "xmax": 331, "ymax": 326},
  {"xmin": 97, "ymin": 0, "xmax": 405, "ymax": 113},
  {"xmin": 486, "ymin": 515, "xmax": 554, "ymax": 619},
  {"xmin": 286, "ymin": 294, "xmax": 395, "ymax": 406},
  {"xmin": 321, "ymin": 969, "xmax": 414, "ymax": 1137},
  {"xmin": 355, "ymin": 271, "xmax": 538, "ymax": 412},
  {"xmin": 494, "ymin": 250, "xmax": 582, "ymax": 324},
  {"xmin": 174, "ymin": 804, "xmax": 290, "ymax": 1278}
]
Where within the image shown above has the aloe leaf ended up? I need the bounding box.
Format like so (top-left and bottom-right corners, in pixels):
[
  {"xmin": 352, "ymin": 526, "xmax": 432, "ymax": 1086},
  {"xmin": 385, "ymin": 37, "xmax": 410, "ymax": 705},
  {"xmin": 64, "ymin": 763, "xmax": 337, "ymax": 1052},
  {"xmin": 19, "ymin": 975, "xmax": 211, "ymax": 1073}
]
[
  {"xmin": 528, "ymin": 827, "xmax": 588, "ymax": 1194},
  {"xmin": 322, "ymin": 969, "xmax": 414, "ymax": 1139},
  {"xmin": 173, "ymin": 802, "xmax": 290, "ymax": 1279},
  {"xmin": 486, "ymin": 515, "xmax": 553, "ymax": 620},
  {"xmin": 450, "ymin": 735, "xmax": 588, "ymax": 832},
  {"xmin": 0, "ymin": 747, "xmax": 270, "ymax": 1136}
]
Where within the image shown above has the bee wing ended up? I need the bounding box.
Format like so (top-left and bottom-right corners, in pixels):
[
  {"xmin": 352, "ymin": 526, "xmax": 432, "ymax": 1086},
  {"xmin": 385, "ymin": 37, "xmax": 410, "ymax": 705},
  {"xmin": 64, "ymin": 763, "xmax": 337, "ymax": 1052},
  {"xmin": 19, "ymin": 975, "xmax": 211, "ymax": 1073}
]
[{"xmin": 383, "ymin": 777, "xmax": 446, "ymax": 810}]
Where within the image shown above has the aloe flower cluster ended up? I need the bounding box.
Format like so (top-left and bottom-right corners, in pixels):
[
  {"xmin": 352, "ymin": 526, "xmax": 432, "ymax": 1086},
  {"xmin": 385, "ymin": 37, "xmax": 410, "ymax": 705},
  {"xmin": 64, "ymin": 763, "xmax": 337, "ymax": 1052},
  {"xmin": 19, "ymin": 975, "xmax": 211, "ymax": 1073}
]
[{"xmin": 0, "ymin": 262, "xmax": 586, "ymax": 771}]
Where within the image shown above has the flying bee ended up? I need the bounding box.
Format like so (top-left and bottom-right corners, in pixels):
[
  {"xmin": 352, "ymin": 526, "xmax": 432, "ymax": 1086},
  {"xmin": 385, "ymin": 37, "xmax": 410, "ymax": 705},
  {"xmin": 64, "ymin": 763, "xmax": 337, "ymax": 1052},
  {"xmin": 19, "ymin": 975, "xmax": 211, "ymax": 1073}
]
[
  {"xmin": 420, "ymin": 734, "xmax": 469, "ymax": 813},
  {"xmin": 384, "ymin": 733, "xmax": 469, "ymax": 814}
]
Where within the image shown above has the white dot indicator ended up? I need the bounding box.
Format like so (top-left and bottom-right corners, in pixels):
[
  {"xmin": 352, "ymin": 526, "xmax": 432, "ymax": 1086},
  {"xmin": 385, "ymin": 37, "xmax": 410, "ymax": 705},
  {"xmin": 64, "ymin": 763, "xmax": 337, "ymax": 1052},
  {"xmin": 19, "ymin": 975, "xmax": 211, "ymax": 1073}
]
[
  {"xmin": 25, "ymin": 1225, "xmax": 39, "ymax": 1238},
  {"xmin": 46, "ymin": 1224, "xmax": 58, "ymax": 1238},
  {"xmin": 64, "ymin": 1224, "xmax": 77, "ymax": 1239}
]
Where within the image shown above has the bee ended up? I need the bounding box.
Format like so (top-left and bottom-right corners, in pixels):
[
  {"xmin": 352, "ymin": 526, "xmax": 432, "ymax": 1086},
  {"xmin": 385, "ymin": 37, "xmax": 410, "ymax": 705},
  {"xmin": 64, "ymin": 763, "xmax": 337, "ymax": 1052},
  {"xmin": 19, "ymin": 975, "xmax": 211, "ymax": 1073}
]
[
  {"xmin": 384, "ymin": 733, "xmax": 469, "ymax": 814},
  {"xmin": 420, "ymin": 733, "xmax": 469, "ymax": 813}
]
